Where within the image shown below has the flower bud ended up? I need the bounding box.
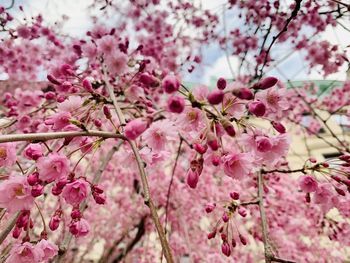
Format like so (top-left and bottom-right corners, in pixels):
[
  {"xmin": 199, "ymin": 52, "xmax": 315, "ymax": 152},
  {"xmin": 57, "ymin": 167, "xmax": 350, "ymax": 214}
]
[
  {"xmin": 238, "ymin": 207, "xmax": 247, "ymax": 217},
  {"xmin": 193, "ymin": 143, "xmax": 207, "ymax": 154},
  {"xmin": 271, "ymin": 121, "xmax": 286, "ymax": 133},
  {"xmin": 60, "ymin": 64, "xmax": 74, "ymax": 76},
  {"xmin": 221, "ymin": 242, "xmax": 231, "ymax": 257},
  {"xmin": 45, "ymin": 92, "xmax": 56, "ymax": 100},
  {"xmin": 162, "ymin": 75, "xmax": 180, "ymax": 93},
  {"xmin": 103, "ymin": 106, "xmax": 112, "ymax": 119},
  {"xmin": 186, "ymin": 170, "xmax": 199, "ymax": 189},
  {"xmin": 205, "ymin": 203, "xmax": 216, "ymax": 213},
  {"xmin": 31, "ymin": 184, "xmax": 44, "ymax": 197},
  {"xmin": 12, "ymin": 226, "xmax": 21, "ymax": 239},
  {"xmin": 221, "ymin": 119, "xmax": 236, "ymax": 137},
  {"xmin": 248, "ymin": 101, "xmax": 266, "ymax": 117},
  {"xmin": 236, "ymin": 87, "xmax": 253, "ymax": 100},
  {"xmin": 253, "ymin": 76, "xmax": 278, "ymax": 89},
  {"xmin": 82, "ymin": 78, "xmax": 94, "ymax": 93},
  {"xmin": 49, "ymin": 216, "xmax": 60, "ymax": 231},
  {"xmin": 211, "ymin": 155, "xmax": 221, "ymax": 166},
  {"xmin": 47, "ymin": 74, "xmax": 61, "ymax": 85},
  {"xmin": 167, "ymin": 95, "xmax": 185, "ymax": 113},
  {"xmin": 71, "ymin": 210, "xmax": 82, "ymax": 219},
  {"xmin": 217, "ymin": 78, "xmax": 227, "ymax": 90},
  {"xmin": 93, "ymin": 193, "xmax": 106, "ymax": 205},
  {"xmin": 207, "ymin": 90, "xmax": 224, "ymax": 105},
  {"xmin": 222, "ymin": 212, "xmax": 229, "ymax": 223},
  {"xmin": 27, "ymin": 172, "xmax": 39, "ymax": 186},
  {"xmin": 52, "ymin": 185, "xmax": 62, "ymax": 196},
  {"xmin": 230, "ymin": 191, "xmax": 239, "ymax": 200},
  {"xmin": 207, "ymin": 231, "xmax": 216, "ymax": 239},
  {"xmin": 239, "ymin": 234, "xmax": 247, "ymax": 245}
]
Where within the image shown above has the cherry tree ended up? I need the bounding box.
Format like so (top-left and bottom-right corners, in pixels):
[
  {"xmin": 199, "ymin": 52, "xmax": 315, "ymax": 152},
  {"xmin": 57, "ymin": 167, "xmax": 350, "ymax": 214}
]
[{"xmin": 0, "ymin": 0, "xmax": 350, "ymax": 262}]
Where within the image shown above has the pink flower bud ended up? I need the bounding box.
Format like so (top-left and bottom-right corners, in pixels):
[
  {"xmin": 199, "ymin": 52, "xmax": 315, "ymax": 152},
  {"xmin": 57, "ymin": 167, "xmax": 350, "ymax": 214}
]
[
  {"xmin": 231, "ymin": 238, "xmax": 236, "ymax": 248},
  {"xmin": 139, "ymin": 73, "xmax": 159, "ymax": 87},
  {"xmin": 207, "ymin": 133, "xmax": 219, "ymax": 151},
  {"xmin": 309, "ymin": 157, "xmax": 317, "ymax": 163},
  {"xmin": 271, "ymin": 121, "xmax": 286, "ymax": 133},
  {"xmin": 49, "ymin": 216, "xmax": 60, "ymax": 231},
  {"xmin": 27, "ymin": 172, "xmax": 39, "ymax": 186},
  {"xmin": 186, "ymin": 170, "xmax": 199, "ymax": 189},
  {"xmin": 12, "ymin": 226, "xmax": 21, "ymax": 239},
  {"xmin": 207, "ymin": 90, "xmax": 224, "ymax": 105},
  {"xmin": 167, "ymin": 95, "xmax": 185, "ymax": 113},
  {"xmin": 205, "ymin": 203, "xmax": 216, "ymax": 213},
  {"xmin": 222, "ymin": 212, "xmax": 229, "ymax": 223},
  {"xmin": 193, "ymin": 143, "xmax": 207, "ymax": 154},
  {"xmin": 52, "ymin": 185, "xmax": 62, "ymax": 196},
  {"xmin": 162, "ymin": 75, "xmax": 180, "ymax": 93},
  {"xmin": 305, "ymin": 193, "xmax": 311, "ymax": 203},
  {"xmin": 217, "ymin": 78, "xmax": 227, "ymax": 90},
  {"xmin": 253, "ymin": 76, "xmax": 278, "ymax": 89},
  {"xmin": 221, "ymin": 119, "xmax": 236, "ymax": 137},
  {"xmin": 45, "ymin": 92, "xmax": 56, "ymax": 100},
  {"xmin": 248, "ymin": 101, "xmax": 266, "ymax": 117},
  {"xmin": 239, "ymin": 234, "xmax": 247, "ymax": 245},
  {"xmin": 82, "ymin": 78, "xmax": 93, "ymax": 93},
  {"xmin": 103, "ymin": 106, "xmax": 112, "ymax": 119},
  {"xmin": 207, "ymin": 231, "xmax": 216, "ymax": 239},
  {"xmin": 31, "ymin": 184, "xmax": 44, "ymax": 197},
  {"xmin": 211, "ymin": 155, "xmax": 221, "ymax": 166},
  {"xmin": 93, "ymin": 193, "xmax": 106, "ymax": 204},
  {"xmin": 56, "ymin": 178, "xmax": 68, "ymax": 189},
  {"xmin": 238, "ymin": 207, "xmax": 247, "ymax": 217},
  {"xmin": 92, "ymin": 185, "xmax": 104, "ymax": 194},
  {"xmin": 60, "ymin": 64, "xmax": 74, "ymax": 76},
  {"xmin": 71, "ymin": 210, "xmax": 81, "ymax": 219},
  {"xmin": 94, "ymin": 119, "xmax": 102, "ymax": 128},
  {"xmin": 237, "ymin": 87, "xmax": 253, "ymax": 100},
  {"xmin": 124, "ymin": 118, "xmax": 148, "ymax": 140},
  {"xmin": 24, "ymin": 144, "xmax": 43, "ymax": 160},
  {"xmin": 47, "ymin": 74, "xmax": 61, "ymax": 85},
  {"xmin": 69, "ymin": 218, "xmax": 90, "ymax": 237},
  {"xmin": 221, "ymin": 242, "xmax": 231, "ymax": 257},
  {"xmin": 335, "ymin": 187, "xmax": 346, "ymax": 196},
  {"xmin": 230, "ymin": 191, "xmax": 239, "ymax": 200}
]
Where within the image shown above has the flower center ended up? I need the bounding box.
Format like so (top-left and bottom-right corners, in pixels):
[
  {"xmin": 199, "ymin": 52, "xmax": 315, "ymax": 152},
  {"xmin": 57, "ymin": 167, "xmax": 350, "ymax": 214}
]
[{"xmin": 0, "ymin": 147, "xmax": 7, "ymax": 159}]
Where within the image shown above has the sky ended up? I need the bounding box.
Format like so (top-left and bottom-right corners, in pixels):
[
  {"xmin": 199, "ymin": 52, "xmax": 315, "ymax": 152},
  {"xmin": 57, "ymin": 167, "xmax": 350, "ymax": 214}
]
[{"xmin": 3, "ymin": 0, "xmax": 350, "ymax": 85}]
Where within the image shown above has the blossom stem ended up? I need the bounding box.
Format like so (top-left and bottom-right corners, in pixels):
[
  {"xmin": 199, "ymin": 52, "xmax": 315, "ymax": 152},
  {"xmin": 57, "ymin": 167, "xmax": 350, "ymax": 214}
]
[
  {"xmin": 103, "ymin": 71, "xmax": 174, "ymax": 262},
  {"xmin": 0, "ymin": 130, "xmax": 125, "ymax": 143}
]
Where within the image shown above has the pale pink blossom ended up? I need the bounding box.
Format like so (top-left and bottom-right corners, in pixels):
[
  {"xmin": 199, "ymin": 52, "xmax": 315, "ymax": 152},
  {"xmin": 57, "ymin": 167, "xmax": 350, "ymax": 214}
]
[
  {"xmin": 0, "ymin": 142, "xmax": 16, "ymax": 167},
  {"xmin": 62, "ymin": 179, "xmax": 89, "ymax": 206},
  {"xmin": 0, "ymin": 176, "xmax": 34, "ymax": 213},
  {"xmin": 124, "ymin": 118, "xmax": 148, "ymax": 140},
  {"xmin": 69, "ymin": 218, "xmax": 90, "ymax": 237},
  {"xmin": 57, "ymin": 96, "xmax": 83, "ymax": 112},
  {"xmin": 105, "ymin": 50, "xmax": 128, "ymax": 76},
  {"xmin": 143, "ymin": 120, "xmax": 177, "ymax": 151},
  {"xmin": 44, "ymin": 111, "xmax": 72, "ymax": 131},
  {"xmin": 36, "ymin": 239, "xmax": 58, "ymax": 261},
  {"xmin": 256, "ymin": 86, "xmax": 290, "ymax": 119},
  {"xmin": 298, "ymin": 175, "xmax": 318, "ymax": 193},
  {"xmin": 222, "ymin": 152, "xmax": 253, "ymax": 180},
  {"xmin": 37, "ymin": 153, "xmax": 70, "ymax": 182},
  {"xmin": 6, "ymin": 242, "xmax": 42, "ymax": 263}
]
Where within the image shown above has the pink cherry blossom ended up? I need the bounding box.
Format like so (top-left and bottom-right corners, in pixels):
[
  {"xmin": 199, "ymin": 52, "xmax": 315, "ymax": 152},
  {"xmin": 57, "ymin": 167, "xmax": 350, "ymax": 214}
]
[
  {"xmin": 0, "ymin": 176, "xmax": 34, "ymax": 213},
  {"xmin": 36, "ymin": 153, "xmax": 70, "ymax": 182},
  {"xmin": 124, "ymin": 118, "xmax": 148, "ymax": 140},
  {"xmin": 24, "ymin": 143, "xmax": 43, "ymax": 160},
  {"xmin": 69, "ymin": 218, "xmax": 90, "ymax": 237},
  {"xmin": 222, "ymin": 152, "xmax": 253, "ymax": 180},
  {"xmin": 0, "ymin": 142, "xmax": 16, "ymax": 167},
  {"xmin": 44, "ymin": 111, "xmax": 72, "ymax": 131},
  {"xmin": 6, "ymin": 242, "xmax": 41, "ymax": 263},
  {"xmin": 143, "ymin": 120, "xmax": 177, "ymax": 151},
  {"xmin": 36, "ymin": 239, "xmax": 58, "ymax": 261},
  {"xmin": 62, "ymin": 179, "xmax": 90, "ymax": 206},
  {"xmin": 298, "ymin": 175, "xmax": 318, "ymax": 193}
]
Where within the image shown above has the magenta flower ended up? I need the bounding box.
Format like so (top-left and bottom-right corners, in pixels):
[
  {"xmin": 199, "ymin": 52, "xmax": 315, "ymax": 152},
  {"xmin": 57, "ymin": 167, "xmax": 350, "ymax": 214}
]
[
  {"xmin": 0, "ymin": 142, "xmax": 16, "ymax": 167},
  {"xmin": 6, "ymin": 242, "xmax": 41, "ymax": 263},
  {"xmin": 62, "ymin": 179, "xmax": 89, "ymax": 206},
  {"xmin": 37, "ymin": 153, "xmax": 70, "ymax": 182},
  {"xmin": 162, "ymin": 74, "xmax": 180, "ymax": 93},
  {"xmin": 24, "ymin": 143, "xmax": 43, "ymax": 160},
  {"xmin": 36, "ymin": 239, "xmax": 58, "ymax": 261},
  {"xmin": 0, "ymin": 176, "xmax": 34, "ymax": 213}
]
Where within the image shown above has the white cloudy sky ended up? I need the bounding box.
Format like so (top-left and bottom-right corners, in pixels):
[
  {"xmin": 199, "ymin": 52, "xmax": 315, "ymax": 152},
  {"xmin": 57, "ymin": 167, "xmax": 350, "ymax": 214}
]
[{"xmin": 4, "ymin": 0, "xmax": 350, "ymax": 85}]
